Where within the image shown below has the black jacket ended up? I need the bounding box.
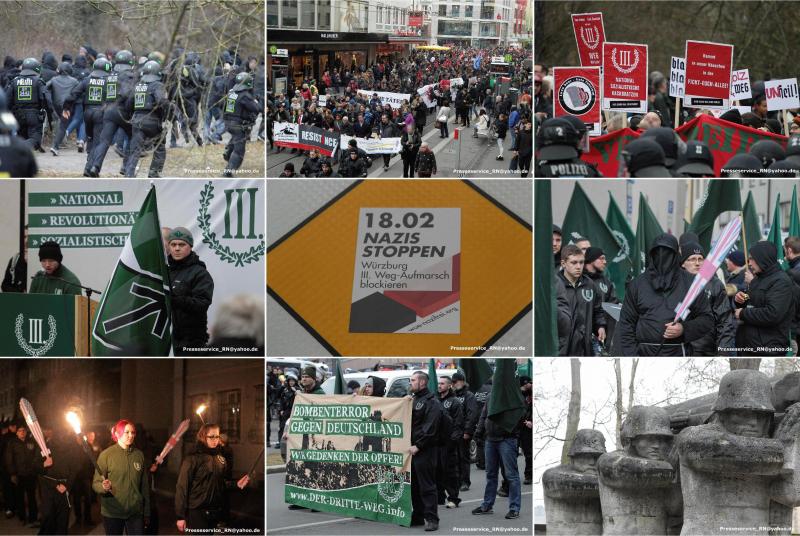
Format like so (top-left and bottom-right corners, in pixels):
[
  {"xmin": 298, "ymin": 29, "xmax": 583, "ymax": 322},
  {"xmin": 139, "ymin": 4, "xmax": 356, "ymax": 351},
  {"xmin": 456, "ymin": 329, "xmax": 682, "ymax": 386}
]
[
  {"xmin": 411, "ymin": 387, "xmax": 442, "ymax": 452},
  {"xmin": 169, "ymin": 251, "xmax": 214, "ymax": 351},
  {"xmin": 690, "ymin": 276, "xmax": 736, "ymax": 356},
  {"xmin": 175, "ymin": 444, "xmax": 237, "ymax": 518},
  {"xmin": 300, "ymin": 156, "xmax": 322, "ymax": 177},
  {"xmin": 4, "ymin": 436, "xmax": 37, "ymax": 477},
  {"xmin": 736, "ymin": 241, "xmax": 794, "ymax": 355},
  {"xmin": 557, "ymin": 271, "xmax": 606, "ymax": 356},
  {"xmin": 786, "ymin": 256, "xmax": 800, "ymax": 334},
  {"xmin": 439, "ymin": 390, "xmax": 465, "ymax": 444},
  {"xmin": 339, "ymin": 156, "xmax": 367, "ymax": 178},
  {"xmin": 585, "ymin": 269, "xmax": 618, "ymax": 303},
  {"xmin": 453, "ymin": 386, "xmax": 479, "ymax": 436},
  {"xmin": 617, "ymin": 234, "xmax": 713, "ymax": 356},
  {"xmin": 1, "ymin": 252, "xmax": 26, "ymax": 292}
]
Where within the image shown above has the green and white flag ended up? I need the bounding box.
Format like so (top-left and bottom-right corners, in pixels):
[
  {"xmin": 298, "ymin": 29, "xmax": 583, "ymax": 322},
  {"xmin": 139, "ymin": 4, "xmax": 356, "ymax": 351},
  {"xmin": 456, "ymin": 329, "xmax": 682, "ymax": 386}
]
[{"xmin": 91, "ymin": 186, "xmax": 172, "ymax": 356}]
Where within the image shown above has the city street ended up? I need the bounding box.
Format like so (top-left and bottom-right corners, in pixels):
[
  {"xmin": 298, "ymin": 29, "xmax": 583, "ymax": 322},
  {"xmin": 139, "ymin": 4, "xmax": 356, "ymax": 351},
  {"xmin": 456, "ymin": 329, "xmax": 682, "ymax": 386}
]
[
  {"xmin": 266, "ymin": 427, "xmax": 533, "ymax": 535},
  {"xmin": 267, "ymin": 110, "xmax": 527, "ymax": 178}
]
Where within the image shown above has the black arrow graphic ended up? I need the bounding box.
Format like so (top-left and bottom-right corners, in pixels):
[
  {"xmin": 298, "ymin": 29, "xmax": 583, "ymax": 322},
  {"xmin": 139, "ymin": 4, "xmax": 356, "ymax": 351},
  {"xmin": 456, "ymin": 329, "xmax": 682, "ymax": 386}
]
[{"xmin": 103, "ymin": 282, "xmax": 168, "ymax": 338}]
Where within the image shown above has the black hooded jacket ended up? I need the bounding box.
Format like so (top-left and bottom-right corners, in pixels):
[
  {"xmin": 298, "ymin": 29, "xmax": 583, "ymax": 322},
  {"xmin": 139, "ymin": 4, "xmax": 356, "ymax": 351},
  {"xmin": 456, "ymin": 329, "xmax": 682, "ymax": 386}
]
[
  {"xmin": 40, "ymin": 52, "xmax": 58, "ymax": 83},
  {"xmin": 736, "ymin": 241, "xmax": 793, "ymax": 355},
  {"xmin": 169, "ymin": 251, "xmax": 214, "ymax": 351},
  {"xmin": 366, "ymin": 376, "xmax": 386, "ymax": 397},
  {"xmin": 618, "ymin": 234, "xmax": 713, "ymax": 356},
  {"xmin": 175, "ymin": 443, "xmax": 236, "ymax": 519},
  {"xmin": 557, "ymin": 271, "xmax": 606, "ymax": 356}
]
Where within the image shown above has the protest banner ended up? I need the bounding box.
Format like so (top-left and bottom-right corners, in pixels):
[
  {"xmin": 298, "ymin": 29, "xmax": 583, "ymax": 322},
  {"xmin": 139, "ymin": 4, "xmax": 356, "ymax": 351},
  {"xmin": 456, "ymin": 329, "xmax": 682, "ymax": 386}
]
[
  {"xmin": 285, "ymin": 393, "xmax": 412, "ymax": 526},
  {"xmin": 765, "ymin": 78, "xmax": 799, "ymax": 135},
  {"xmin": 273, "ymin": 123, "xmax": 339, "ymax": 156},
  {"xmin": 318, "ymin": 95, "xmax": 328, "ymax": 107},
  {"xmin": 580, "ymin": 114, "xmax": 788, "ymax": 177},
  {"xmin": 553, "ymin": 66, "xmax": 601, "ymax": 136},
  {"xmin": 602, "ymin": 42, "xmax": 648, "ymax": 113},
  {"xmin": 730, "ymin": 69, "xmax": 752, "ymax": 101},
  {"xmin": 684, "ymin": 40, "xmax": 734, "ymax": 109},
  {"xmin": 340, "ymin": 135, "xmax": 403, "ymax": 155},
  {"xmin": 669, "ymin": 56, "xmax": 686, "ymax": 98},
  {"xmin": 417, "ymin": 83, "xmax": 437, "ymax": 108},
  {"xmin": 357, "ymin": 90, "xmax": 412, "ymax": 109},
  {"xmin": 571, "ymin": 12, "xmax": 605, "ymax": 67}
]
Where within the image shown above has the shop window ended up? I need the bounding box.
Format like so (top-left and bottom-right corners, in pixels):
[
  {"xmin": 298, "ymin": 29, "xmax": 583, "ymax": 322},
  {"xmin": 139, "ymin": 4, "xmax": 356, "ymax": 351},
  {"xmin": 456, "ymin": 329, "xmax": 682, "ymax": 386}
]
[
  {"xmin": 267, "ymin": 0, "xmax": 278, "ymax": 27},
  {"xmin": 218, "ymin": 389, "xmax": 242, "ymax": 443}
]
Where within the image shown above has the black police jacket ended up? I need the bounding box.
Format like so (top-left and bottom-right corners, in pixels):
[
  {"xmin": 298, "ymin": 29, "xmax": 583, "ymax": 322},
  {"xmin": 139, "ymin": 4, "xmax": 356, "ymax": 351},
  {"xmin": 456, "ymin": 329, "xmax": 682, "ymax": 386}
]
[
  {"xmin": 411, "ymin": 388, "xmax": 443, "ymax": 452},
  {"xmin": 224, "ymin": 89, "xmax": 260, "ymax": 123},
  {"xmin": 736, "ymin": 254, "xmax": 793, "ymax": 355},
  {"xmin": 6, "ymin": 75, "xmax": 51, "ymax": 111},
  {"xmin": 537, "ymin": 157, "xmax": 602, "ymax": 178},
  {"xmin": 557, "ymin": 271, "xmax": 606, "ymax": 356},
  {"xmin": 169, "ymin": 252, "xmax": 214, "ymax": 348},
  {"xmin": 175, "ymin": 444, "xmax": 236, "ymax": 518}
]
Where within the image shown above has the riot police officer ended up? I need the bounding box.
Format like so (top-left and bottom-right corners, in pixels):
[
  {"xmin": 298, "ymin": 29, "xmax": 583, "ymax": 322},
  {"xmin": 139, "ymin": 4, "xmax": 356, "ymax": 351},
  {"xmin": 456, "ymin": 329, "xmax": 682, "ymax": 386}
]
[
  {"xmin": 63, "ymin": 57, "xmax": 112, "ymax": 176},
  {"xmin": 169, "ymin": 51, "xmax": 205, "ymax": 148},
  {"xmin": 222, "ymin": 71, "xmax": 261, "ymax": 177},
  {"xmin": 409, "ymin": 371, "xmax": 442, "ymax": 532},
  {"xmin": 87, "ymin": 50, "xmax": 137, "ymax": 177},
  {"xmin": 124, "ymin": 60, "xmax": 172, "ymax": 178},
  {"xmin": 535, "ymin": 117, "xmax": 602, "ymax": 177},
  {"xmin": 0, "ymin": 92, "xmax": 37, "ymax": 177},
  {"xmin": 4, "ymin": 58, "xmax": 53, "ymax": 152}
]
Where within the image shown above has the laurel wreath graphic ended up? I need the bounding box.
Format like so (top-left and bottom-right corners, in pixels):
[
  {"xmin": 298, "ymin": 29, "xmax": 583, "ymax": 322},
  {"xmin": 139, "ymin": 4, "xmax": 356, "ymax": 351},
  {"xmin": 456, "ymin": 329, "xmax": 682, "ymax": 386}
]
[
  {"xmin": 376, "ymin": 466, "xmax": 405, "ymax": 503},
  {"xmin": 198, "ymin": 181, "xmax": 265, "ymax": 267},
  {"xmin": 611, "ymin": 48, "xmax": 640, "ymax": 74},
  {"xmin": 15, "ymin": 314, "xmax": 57, "ymax": 357},
  {"xmin": 581, "ymin": 27, "xmax": 600, "ymax": 50}
]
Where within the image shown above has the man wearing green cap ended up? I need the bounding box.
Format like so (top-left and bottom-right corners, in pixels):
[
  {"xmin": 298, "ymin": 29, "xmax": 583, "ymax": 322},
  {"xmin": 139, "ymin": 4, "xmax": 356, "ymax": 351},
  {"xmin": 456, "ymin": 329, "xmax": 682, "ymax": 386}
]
[{"xmin": 167, "ymin": 227, "xmax": 213, "ymax": 355}]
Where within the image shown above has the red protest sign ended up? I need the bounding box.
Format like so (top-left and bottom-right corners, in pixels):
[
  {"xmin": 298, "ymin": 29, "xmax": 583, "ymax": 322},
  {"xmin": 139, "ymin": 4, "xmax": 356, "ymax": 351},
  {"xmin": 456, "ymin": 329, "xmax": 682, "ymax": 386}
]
[
  {"xmin": 602, "ymin": 42, "xmax": 648, "ymax": 113},
  {"xmin": 571, "ymin": 13, "xmax": 605, "ymax": 67},
  {"xmin": 684, "ymin": 40, "xmax": 734, "ymax": 109},
  {"xmin": 553, "ymin": 66, "xmax": 602, "ymax": 136}
]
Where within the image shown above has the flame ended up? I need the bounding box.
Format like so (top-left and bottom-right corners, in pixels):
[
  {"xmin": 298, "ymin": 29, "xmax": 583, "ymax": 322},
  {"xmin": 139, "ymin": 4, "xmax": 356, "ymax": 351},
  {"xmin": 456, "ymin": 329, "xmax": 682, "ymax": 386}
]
[
  {"xmin": 195, "ymin": 404, "xmax": 207, "ymax": 416},
  {"xmin": 65, "ymin": 411, "xmax": 82, "ymax": 434}
]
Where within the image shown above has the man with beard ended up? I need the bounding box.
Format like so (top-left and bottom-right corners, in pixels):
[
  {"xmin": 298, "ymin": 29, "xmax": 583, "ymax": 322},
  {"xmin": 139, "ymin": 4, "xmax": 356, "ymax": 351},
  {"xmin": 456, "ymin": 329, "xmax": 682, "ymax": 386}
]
[
  {"xmin": 679, "ymin": 239, "xmax": 736, "ymax": 356},
  {"xmin": 557, "ymin": 245, "xmax": 606, "ymax": 356},
  {"xmin": 734, "ymin": 241, "xmax": 794, "ymax": 355},
  {"xmin": 436, "ymin": 376, "xmax": 464, "ymax": 509},
  {"xmin": 409, "ymin": 371, "xmax": 443, "ymax": 531},
  {"xmin": 617, "ymin": 234, "xmax": 713, "ymax": 356}
]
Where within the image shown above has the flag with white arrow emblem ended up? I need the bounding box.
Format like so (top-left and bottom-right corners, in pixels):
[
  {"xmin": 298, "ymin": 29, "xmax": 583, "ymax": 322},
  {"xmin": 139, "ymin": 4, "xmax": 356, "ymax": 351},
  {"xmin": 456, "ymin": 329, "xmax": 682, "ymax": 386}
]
[{"xmin": 91, "ymin": 185, "xmax": 172, "ymax": 356}]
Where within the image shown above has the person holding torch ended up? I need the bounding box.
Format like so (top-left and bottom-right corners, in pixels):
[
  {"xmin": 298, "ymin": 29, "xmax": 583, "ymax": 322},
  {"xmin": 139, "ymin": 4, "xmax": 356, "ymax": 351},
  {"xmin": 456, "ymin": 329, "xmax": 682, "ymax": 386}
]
[
  {"xmin": 175, "ymin": 423, "xmax": 249, "ymax": 533},
  {"xmin": 89, "ymin": 419, "xmax": 150, "ymax": 534}
]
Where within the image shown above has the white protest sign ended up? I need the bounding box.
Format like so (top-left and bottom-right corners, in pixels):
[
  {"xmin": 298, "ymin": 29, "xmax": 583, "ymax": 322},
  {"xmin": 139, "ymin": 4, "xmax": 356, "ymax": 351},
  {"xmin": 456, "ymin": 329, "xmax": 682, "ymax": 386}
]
[
  {"xmin": 317, "ymin": 95, "xmax": 328, "ymax": 107},
  {"xmin": 357, "ymin": 90, "xmax": 412, "ymax": 110},
  {"xmin": 417, "ymin": 83, "xmax": 437, "ymax": 108},
  {"xmin": 765, "ymin": 78, "xmax": 800, "ymax": 111},
  {"xmin": 340, "ymin": 135, "xmax": 402, "ymax": 155},
  {"xmin": 730, "ymin": 69, "xmax": 751, "ymax": 101},
  {"xmin": 669, "ymin": 56, "xmax": 685, "ymax": 98}
]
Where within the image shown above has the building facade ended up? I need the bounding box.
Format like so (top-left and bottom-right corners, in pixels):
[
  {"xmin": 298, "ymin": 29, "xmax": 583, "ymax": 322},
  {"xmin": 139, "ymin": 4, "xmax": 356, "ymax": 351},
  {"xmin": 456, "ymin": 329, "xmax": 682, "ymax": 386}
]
[{"xmin": 424, "ymin": 0, "xmax": 515, "ymax": 47}]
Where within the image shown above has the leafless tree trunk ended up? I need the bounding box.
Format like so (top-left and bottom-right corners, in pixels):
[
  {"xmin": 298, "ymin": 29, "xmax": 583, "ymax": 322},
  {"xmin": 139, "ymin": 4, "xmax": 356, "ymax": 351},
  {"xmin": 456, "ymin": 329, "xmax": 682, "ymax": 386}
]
[
  {"xmin": 561, "ymin": 358, "xmax": 581, "ymax": 465},
  {"xmin": 614, "ymin": 358, "xmax": 623, "ymax": 449}
]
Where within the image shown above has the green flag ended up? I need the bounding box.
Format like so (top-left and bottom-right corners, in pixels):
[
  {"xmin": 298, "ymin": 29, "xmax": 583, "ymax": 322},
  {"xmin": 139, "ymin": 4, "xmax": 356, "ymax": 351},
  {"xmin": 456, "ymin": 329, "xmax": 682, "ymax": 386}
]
[
  {"xmin": 458, "ymin": 358, "xmax": 492, "ymax": 390},
  {"xmin": 534, "ymin": 180, "xmax": 557, "ymax": 356},
  {"xmin": 688, "ymin": 179, "xmax": 742, "ymax": 251},
  {"xmin": 427, "ymin": 359, "xmax": 438, "ymax": 393},
  {"xmin": 517, "ymin": 358, "xmax": 533, "ymax": 379},
  {"xmin": 334, "ymin": 360, "xmax": 346, "ymax": 394},
  {"xmin": 91, "ymin": 186, "xmax": 172, "ymax": 356},
  {"xmin": 488, "ymin": 359, "xmax": 526, "ymax": 434},
  {"xmin": 561, "ymin": 182, "xmax": 621, "ymax": 262},
  {"xmin": 605, "ymin": 192, "xmax": 635, "ymax": 301},
  {"xmin": 737, "ymin": 191, "xmax": 761, "ymax": 259},
  {"xmin": 767, "ymin": 193, "xmax": 787, "ymax": 270},
  {"xmin": 633, "ymin": 193, "xmax": 665, "ymax": 276},
  {"xmin": 790, "ymin": 185, "xmax": 800, "ymax": 239}
]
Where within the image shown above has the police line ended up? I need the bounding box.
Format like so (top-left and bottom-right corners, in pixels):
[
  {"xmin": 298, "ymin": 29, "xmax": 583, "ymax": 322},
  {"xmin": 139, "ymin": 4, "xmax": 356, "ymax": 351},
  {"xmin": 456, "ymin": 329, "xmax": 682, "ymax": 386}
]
[{"xmin": 273, "ymin": 122, "xmax": 402, "ymax": 155}]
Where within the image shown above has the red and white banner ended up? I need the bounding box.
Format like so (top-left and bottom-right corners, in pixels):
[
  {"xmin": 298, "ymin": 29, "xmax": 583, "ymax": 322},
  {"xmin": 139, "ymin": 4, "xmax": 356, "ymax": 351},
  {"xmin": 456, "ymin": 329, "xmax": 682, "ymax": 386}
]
[
  {"xmin": 684, "ymin": 40, "xmax": 734, "ymax": 109},
  {"xmin": 765, "ymin": 78, "xmax": 800, "ymax": 111},
  {"xmin": 602, "ymin": 42, "xmax": 648, "ymax": 113},
  {"xmin": 571, "ymin": 13, "xmax": 605, "ymax": 67},
  {"xmin": 553, "ymin": 66, "xmax": 602, "ymax": 136}
]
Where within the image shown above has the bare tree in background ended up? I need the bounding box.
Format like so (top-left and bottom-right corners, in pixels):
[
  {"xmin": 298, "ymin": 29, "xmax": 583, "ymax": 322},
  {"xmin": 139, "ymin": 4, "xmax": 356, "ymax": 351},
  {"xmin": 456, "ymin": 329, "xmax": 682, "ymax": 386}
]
[{"xmin": 560, "ymin": 358, "xmax": 581, "ymax": 465}]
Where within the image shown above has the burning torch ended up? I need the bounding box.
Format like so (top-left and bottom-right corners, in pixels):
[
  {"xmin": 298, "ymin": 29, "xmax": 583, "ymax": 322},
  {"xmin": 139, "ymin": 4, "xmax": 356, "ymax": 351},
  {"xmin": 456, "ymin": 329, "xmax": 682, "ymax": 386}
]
[
  {"xmin": 195, "ymin": 403, "xmax": 207, "ymax": 424},
  {"xmin": 66, "ymin": 411, "xmax": 111, "ymax": 494}
]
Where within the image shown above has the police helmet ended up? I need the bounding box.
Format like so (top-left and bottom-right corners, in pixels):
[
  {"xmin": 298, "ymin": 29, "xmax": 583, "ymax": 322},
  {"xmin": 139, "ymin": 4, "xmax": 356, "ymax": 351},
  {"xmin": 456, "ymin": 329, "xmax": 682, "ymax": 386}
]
[
  {"xmin": 537, "ymin": 118, "xmax": 580, "ymax": 160},
  {"xmin": 20, "ymin": 58, "xmax": 42, "ymax": 76},
  {"xmin": 712, "ymin": 369, "xmax": 775, "ymax": 414},
  {"xmin": 621, "ymin": 406, "xmax": 673, "ymax": 440},
  {"xmin": 93, "ymin": 58, "xmax": 112, "ymax": 74},
  {"xmin": 749, "ymin": 140, "xmax": 786, "ymax": 169},
  {"xmin": 114, "ymin": 50, "xmax": 135, "ymax": 71},
  {"xmin": 140, "ymin": 60, "xmax": 162, "ymax": 83},
  {"xmin": 232, "ymin": 72, "xmax": 254, "ymax": 92},
  {"xmin": 147, "ymin": 51, "xmax": 166, "ymax": 65}
]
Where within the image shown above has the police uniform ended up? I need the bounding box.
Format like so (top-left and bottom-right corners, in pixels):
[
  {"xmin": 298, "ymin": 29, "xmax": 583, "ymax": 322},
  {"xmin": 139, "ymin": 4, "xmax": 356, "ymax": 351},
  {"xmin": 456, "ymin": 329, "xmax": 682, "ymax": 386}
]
[
  {"xmin": 437, "ymin": 389, "xmax": 464, "ymax": 507},
  {"xmin": 89, "ymin": 53, "xmax": 137, "ymax": 176},
  {"xmin": 124, "ymin": 61, "xmax": 171, "ymax": 178},
  {"xmin": 535, "ymin": 117, "xmax": 602, "ymax": 177},
  {"xmin": 222, "ymin": 75, "xmax": 261, "ymax": 176},
  {"xmin": 0, "ymin": 121, "xmax": 38, "ymax": 177},
  {"xmin": 411, "ymin": 385, "xmax": 442, "ymax": 526},
  {"xmin": 64, "ymin": 60, "xmax": 111, "ymax": 175},
  {"xmin": 4, "ymin": 61, "xmax": 52, "ymax": 151}
]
